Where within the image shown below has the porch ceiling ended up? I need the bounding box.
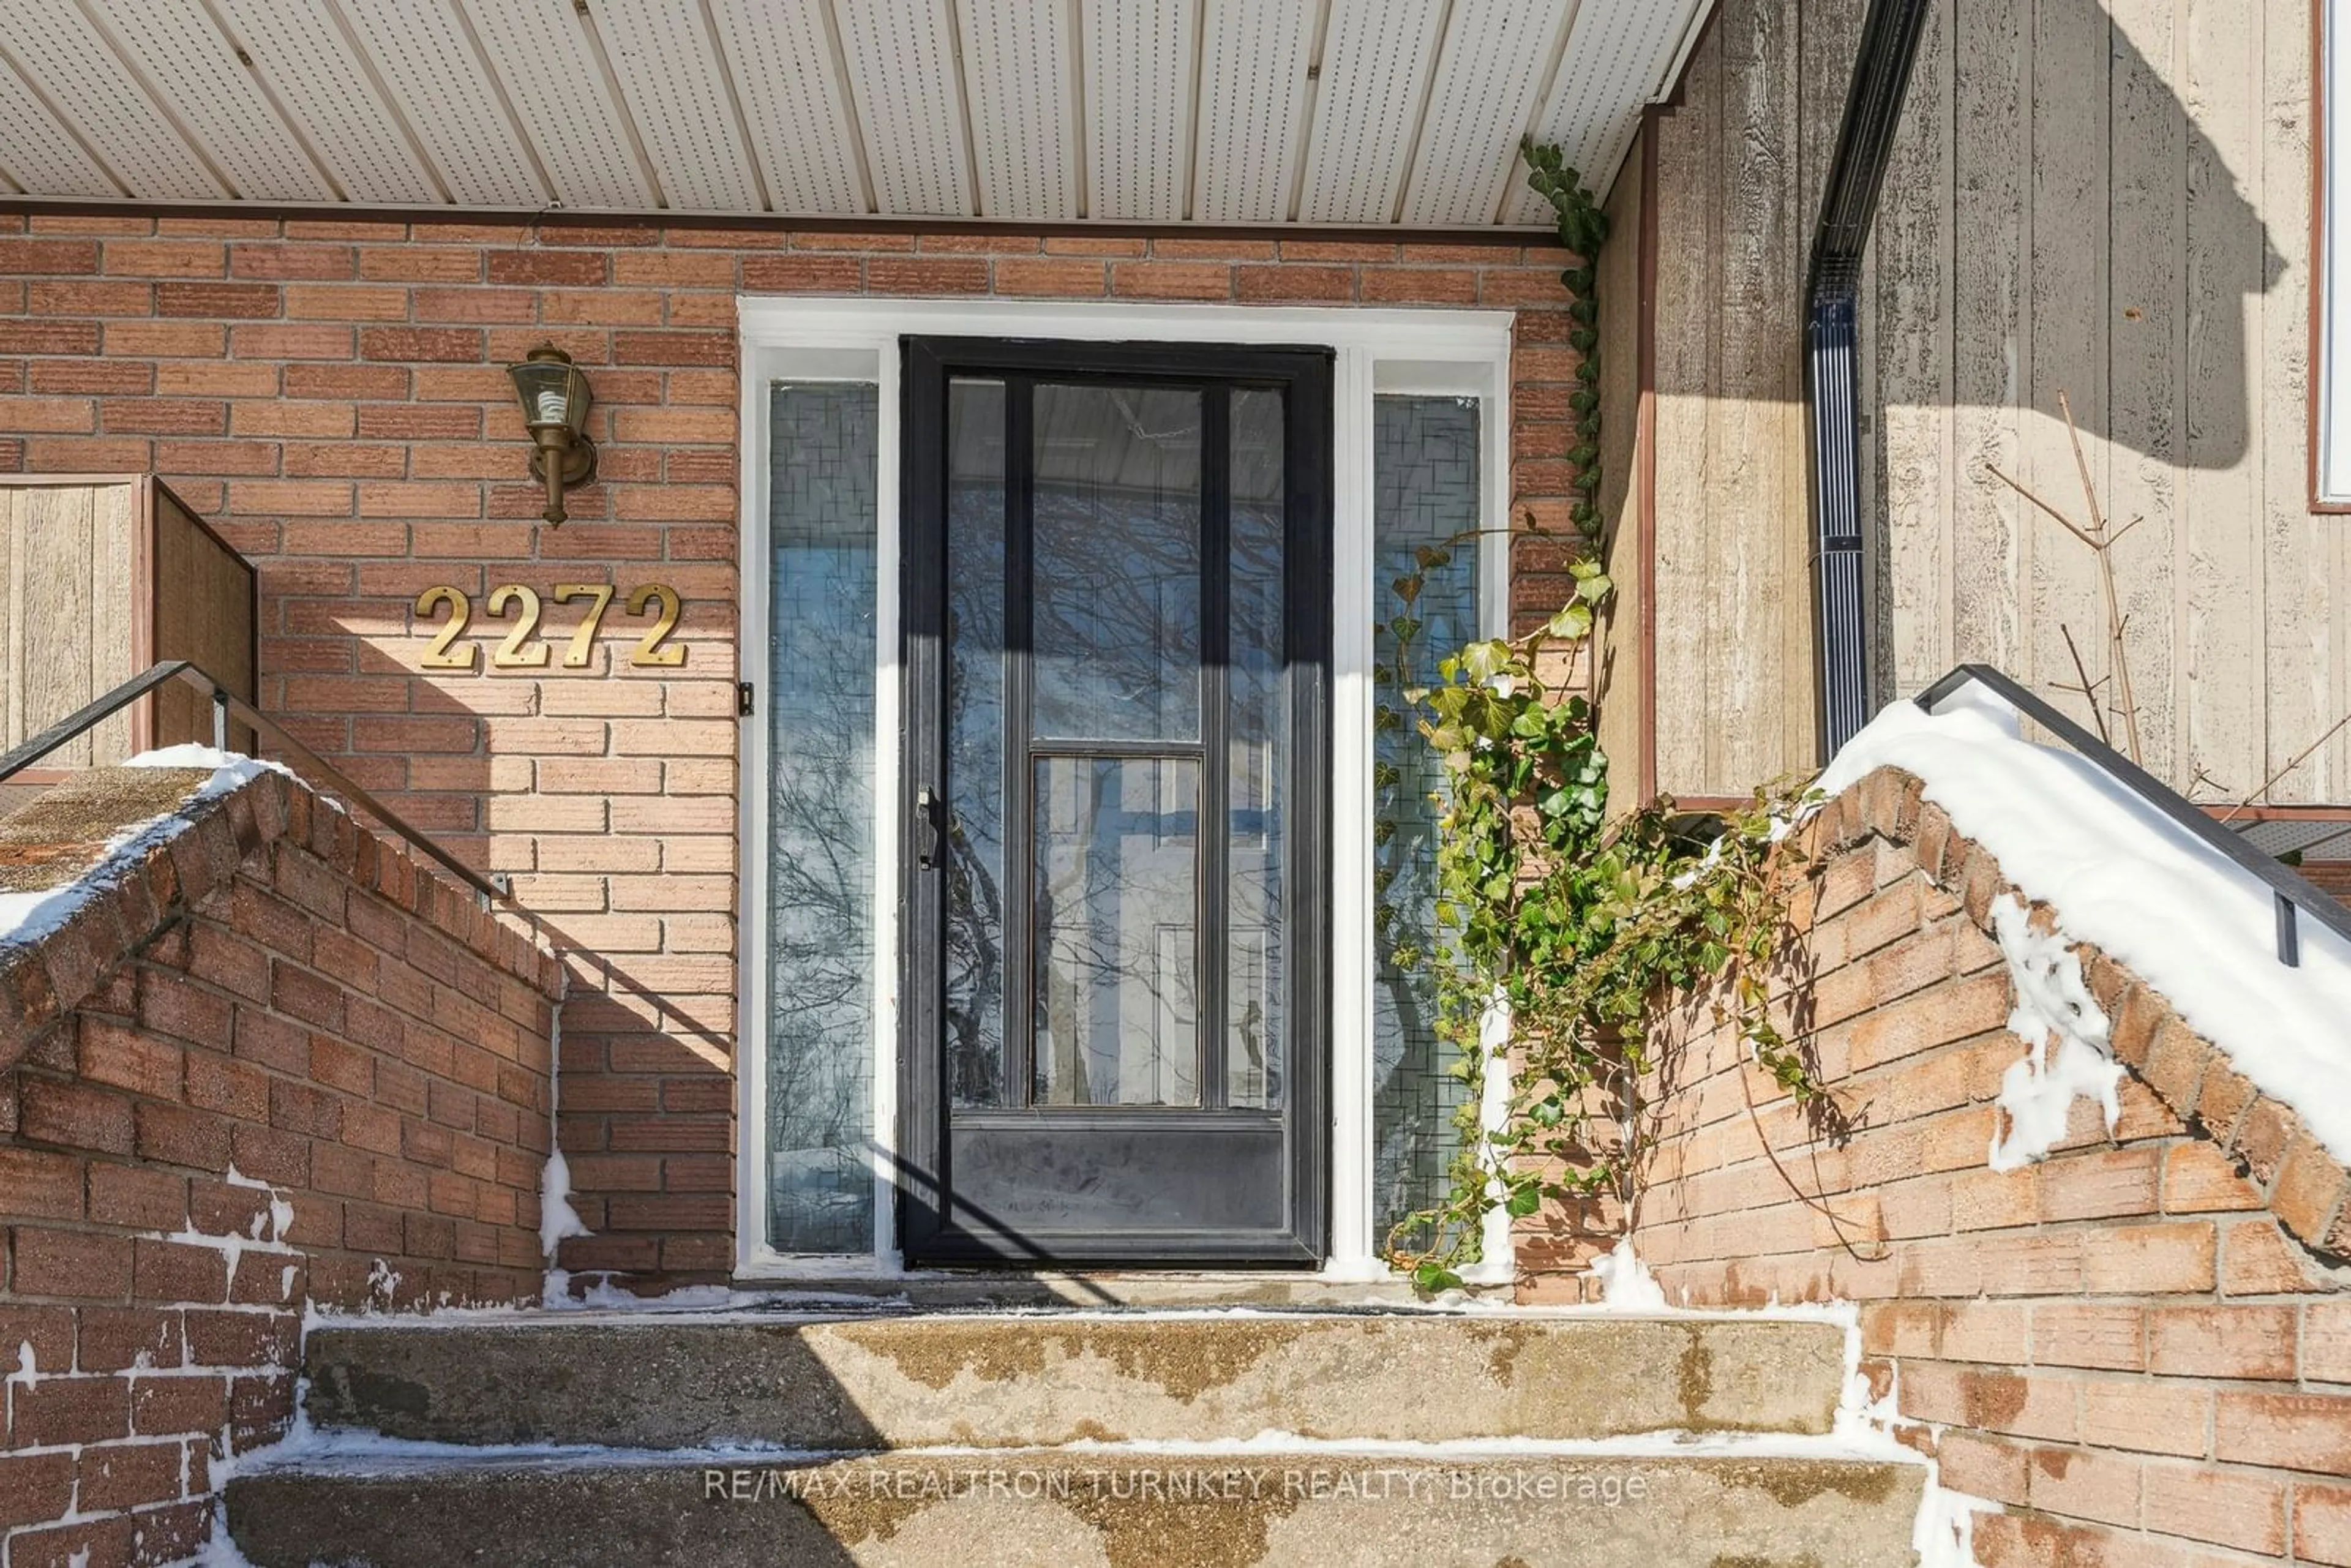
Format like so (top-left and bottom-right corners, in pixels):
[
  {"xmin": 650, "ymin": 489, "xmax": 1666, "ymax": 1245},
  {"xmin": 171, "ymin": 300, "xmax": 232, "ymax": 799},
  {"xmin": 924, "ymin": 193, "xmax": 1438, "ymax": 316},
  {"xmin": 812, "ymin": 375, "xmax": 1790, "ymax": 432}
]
[{"xmin": 0, "ymin": 0, "xmax": 1706, "ymax": 227}]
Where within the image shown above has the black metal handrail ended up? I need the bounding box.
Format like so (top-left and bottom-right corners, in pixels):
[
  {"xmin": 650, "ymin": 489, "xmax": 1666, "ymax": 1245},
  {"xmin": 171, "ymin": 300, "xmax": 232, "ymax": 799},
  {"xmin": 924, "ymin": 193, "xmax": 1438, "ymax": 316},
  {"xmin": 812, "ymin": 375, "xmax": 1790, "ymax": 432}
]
[
  {"xmin": 0, "ymin": 659, "xmax": 509, "ymax": 909},
  {"xmin": 1914, "ymin": 664, "xmax": 2351, "ymax": 968}
]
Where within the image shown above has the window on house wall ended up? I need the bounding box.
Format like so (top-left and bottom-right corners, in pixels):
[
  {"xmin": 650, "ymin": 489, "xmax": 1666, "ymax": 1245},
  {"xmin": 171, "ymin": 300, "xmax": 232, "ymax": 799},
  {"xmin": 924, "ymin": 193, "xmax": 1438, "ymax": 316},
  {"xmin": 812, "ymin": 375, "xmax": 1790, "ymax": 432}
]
[
  {"xmin": 763, "ymin": 379, "xmax": 879, "ymax": 1254},
  {"xmin": 1371, "ymin": 394, "xmax": 1482, "ymax": 1253},
  {"xmin": 2322, "ymin": 0, "xmax": 2351, "ymax": 503}
]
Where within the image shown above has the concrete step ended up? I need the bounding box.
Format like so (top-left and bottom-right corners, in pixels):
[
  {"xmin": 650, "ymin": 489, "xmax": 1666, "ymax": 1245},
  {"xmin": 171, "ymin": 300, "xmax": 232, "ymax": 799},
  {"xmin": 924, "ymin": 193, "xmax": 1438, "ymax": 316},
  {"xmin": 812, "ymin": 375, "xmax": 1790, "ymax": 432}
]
[
  {"xmin": 302, "ymin": 1311, "xmax": 1851, "ymax": 1450},
  {"xmin": 225, "ymin": 1447, "xmax": 1925, "ymax": 1567}
]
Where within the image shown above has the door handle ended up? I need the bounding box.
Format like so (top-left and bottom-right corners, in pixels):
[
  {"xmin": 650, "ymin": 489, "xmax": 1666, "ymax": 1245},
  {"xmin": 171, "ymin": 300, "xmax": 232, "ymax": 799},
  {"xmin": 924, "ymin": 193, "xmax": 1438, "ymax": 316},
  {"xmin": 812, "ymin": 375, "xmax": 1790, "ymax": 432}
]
[{"xmin": 915, "ymin": 786, "xmax": 942, "ymax": 869}]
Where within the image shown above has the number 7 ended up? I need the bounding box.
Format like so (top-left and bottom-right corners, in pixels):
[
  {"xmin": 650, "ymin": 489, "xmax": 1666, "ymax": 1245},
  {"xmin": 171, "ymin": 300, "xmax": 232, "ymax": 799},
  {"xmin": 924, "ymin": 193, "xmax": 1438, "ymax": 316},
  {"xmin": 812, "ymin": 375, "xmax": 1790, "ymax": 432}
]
[{"xmin": 551, "ymin": 583, "xmax": 615, "ymax": 669}]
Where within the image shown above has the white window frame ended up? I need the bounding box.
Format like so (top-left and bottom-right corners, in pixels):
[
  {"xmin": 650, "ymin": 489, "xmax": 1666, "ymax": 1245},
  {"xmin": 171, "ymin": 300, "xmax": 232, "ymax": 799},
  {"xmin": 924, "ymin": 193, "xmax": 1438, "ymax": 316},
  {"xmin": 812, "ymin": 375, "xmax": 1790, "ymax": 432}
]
[
  {"xmin": 735, "ymin": 298, "xmax": 1514, "ymax": 1281},
  {"xmin": 2321, "ymin": 0, "xmax": 2351, "ymax": 505}
]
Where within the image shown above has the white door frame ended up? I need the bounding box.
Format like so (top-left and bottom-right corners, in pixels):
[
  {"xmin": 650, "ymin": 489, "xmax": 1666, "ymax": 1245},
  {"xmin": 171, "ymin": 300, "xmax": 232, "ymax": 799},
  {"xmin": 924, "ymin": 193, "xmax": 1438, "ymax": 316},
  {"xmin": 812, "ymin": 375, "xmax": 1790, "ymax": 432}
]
[{"xmin": 735, "ymin": 296, "xmax": 1515, "ymax": 1281}]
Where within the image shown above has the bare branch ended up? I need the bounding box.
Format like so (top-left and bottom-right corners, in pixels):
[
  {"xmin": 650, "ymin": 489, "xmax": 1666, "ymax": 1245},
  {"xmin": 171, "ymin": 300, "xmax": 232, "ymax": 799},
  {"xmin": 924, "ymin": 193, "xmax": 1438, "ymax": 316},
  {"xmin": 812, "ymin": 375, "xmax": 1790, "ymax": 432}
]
[
  {"xmin": 1984, "ymin": 464, "xmax": 2103, "ymax": 550},
  {"xmin": 2058, "ymin": 392, "xmax": 2109, "ymax": 539},
  {"xmin": 2058, "ymin": 625, "xmax": 2112, "ymax": 749},
  {"xmin": 2222, "ymin": 707, "xmax": 2351, "ymax": 822}
]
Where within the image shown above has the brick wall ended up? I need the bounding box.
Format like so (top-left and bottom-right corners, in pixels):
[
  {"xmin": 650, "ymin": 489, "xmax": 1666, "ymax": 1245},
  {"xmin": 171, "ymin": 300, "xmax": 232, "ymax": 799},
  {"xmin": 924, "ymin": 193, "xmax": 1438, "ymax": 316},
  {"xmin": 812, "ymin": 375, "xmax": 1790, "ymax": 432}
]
[
  {"xmin": 0, "ymin": 212, "xmax": 1578, "ymax": 1282},
  {"xmin": 1553, "ymin": 768, "xmax": 2351, "ymax": 1565},
  {"xmin": 0, "ymin": 764, "xmax": 562, "ymax": 1566}
]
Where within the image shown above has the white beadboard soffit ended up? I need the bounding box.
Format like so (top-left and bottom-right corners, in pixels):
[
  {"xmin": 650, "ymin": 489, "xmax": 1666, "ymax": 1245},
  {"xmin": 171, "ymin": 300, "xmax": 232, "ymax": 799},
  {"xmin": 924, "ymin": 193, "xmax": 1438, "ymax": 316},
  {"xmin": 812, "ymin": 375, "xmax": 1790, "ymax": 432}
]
[{"xmin": 0, "ymin": 0, "xmax": 1714, "ymax": 224}]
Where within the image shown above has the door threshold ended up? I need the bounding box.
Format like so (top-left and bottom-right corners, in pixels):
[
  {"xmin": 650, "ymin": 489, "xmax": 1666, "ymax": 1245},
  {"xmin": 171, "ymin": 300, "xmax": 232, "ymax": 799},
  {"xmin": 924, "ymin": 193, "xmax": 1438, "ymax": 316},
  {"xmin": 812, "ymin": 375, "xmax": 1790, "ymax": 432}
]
[{"xmin": 724, "ymin": 1270, "xmax": 1469, "ymax": 1311}]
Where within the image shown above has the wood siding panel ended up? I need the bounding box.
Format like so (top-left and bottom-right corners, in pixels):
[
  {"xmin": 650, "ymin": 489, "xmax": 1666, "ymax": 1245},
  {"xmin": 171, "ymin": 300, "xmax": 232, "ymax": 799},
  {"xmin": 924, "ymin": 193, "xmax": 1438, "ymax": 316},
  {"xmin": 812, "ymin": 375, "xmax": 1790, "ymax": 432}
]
[
  {"xmin": 2182, "ymin": 0, "xmax": 2265, "ymax": 797},
  {"xmin": 149, "ymin": 485, "xmax": 258, "ymax": 753},
  {"xmin": 88, "ymin": 483, "xmax": 134, "ymax": 763},
  {"xmin": 2107, "ymin": 0, "xmax": 2186, "ymax": 776},
  {"xmin": 2261, "ymin": 2, "xmax": 2331, "ymax": 801},
  {"xmin": 1873, "ymin": 0, "xmax": 1956, "ymax": 699},
  {"xmin": 1630, "ymin": 0, "xmax": 2343, "ymax": 805},
  {"xmin": 2030, "ymin": 0, "xmax": 2110, "ymax": 730},
  {"xmin": 18, "ymin": 485, "xmax": 97, "ymax": 767},
  {"xmin": 1651, "ymin": 17, "xmax": 1724, "ymax": 795},
  {"xmin": 1596, "ymin": 124, "xmax": 1649, "ymax": 807}
]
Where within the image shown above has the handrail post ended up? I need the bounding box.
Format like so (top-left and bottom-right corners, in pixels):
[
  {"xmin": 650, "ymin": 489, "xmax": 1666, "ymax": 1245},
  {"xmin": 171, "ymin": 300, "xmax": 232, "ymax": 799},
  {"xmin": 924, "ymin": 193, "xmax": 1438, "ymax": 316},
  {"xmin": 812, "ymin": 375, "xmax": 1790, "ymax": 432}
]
[
  {"xmin": 2278, "ymin": 892, "xmax": 2301, "ymax": 968},
  {"xmin": 212, "ymin": 687, "xmax": 230, "ymax": 754}
]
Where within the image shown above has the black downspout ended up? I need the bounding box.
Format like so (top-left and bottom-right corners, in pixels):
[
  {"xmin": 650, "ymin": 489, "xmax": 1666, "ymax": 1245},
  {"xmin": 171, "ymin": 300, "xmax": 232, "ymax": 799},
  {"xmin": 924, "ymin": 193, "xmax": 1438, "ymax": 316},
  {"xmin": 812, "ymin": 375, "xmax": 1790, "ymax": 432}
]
[{"xmin": 1805, "ymin": 0, "xmax": 1932, "ymax": 756}]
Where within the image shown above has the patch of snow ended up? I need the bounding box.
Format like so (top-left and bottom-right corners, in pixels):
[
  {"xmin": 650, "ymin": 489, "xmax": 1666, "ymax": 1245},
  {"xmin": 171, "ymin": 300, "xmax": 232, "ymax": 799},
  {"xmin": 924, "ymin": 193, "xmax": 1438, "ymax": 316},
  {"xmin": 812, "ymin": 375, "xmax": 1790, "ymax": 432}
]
[
  {"xmin": 1820, "ymin": 696, "xmax": 2351, "ymax": 1169},
  {"xmin": 553, "ymin": 1277, "xmax": 743, "ymax": 1313},
  {"xmin": 1913, "ymin": 1484, "xmax": 1992, "ymax": 1568},
  {"xmin": 1823, "ymin": 1305, "xmax": 1993, "ymax": 1567},
  {"xmin": 8, "ymin": 1340, "xmax": 37, "ymax": 1390},
  {"xmin": 537, "ymin": 1003, "xmax": 590, "ymax": 1283},
  {"xmin": 535, "ymin": 977, "xmax": 589, "ymax": 1305},
  {"xmin": 1986, "ymin": 895, "xmax": 2121, "ymax": 1170},
  {"xmin": 537, "ymin": 1150, "xmax": 591, "ymax": 1258},
  {"xmin": 193, "ymin": 1525, "xmax": 262, "ymax": 1568},
  {"xmin": 0, "ymin": 746, "xmax": 285, "ymax": 951},
  {"xmin": 1584, "ymin": 1237, "xmax": 1668, "ymax": 1311},
  {"xmin": 223, "ymin": 1164, "xmax": 294, "ymax": 1244}
]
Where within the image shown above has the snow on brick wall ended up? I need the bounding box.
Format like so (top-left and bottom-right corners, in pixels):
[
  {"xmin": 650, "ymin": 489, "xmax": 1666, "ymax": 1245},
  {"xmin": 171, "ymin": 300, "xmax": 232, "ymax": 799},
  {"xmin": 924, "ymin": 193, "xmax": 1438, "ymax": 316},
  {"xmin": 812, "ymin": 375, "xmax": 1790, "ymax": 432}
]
[
  {"xmin": 1, "ymin": 764, "xmax": 562, "ymax": 1567},
  {"xmin": 1527, "ymin": 762, "xmax": 2351, "ymax": 1566}
]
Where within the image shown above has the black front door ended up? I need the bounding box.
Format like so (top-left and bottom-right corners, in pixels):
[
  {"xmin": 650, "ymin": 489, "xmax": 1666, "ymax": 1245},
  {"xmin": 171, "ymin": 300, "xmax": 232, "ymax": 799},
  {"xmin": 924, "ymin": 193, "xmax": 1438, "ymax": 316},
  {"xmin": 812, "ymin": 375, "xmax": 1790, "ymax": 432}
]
[{"xmin": 899, "ymin": 337, "xmax": 1332, "ymax": 1266}]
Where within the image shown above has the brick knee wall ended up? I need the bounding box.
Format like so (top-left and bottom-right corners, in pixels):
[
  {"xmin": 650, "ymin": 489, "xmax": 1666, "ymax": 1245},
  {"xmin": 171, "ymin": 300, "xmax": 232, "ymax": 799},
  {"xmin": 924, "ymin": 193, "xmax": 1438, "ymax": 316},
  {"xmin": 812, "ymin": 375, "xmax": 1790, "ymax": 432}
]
[
  {"xmin": 1528, "ymin": 769, "xmax": 2351, "ymax": 1564},
  {"xmin": 0, "ymin": 214, "xmax": 1581, "ymax": 1282},
  {"xmin": 1, "ymin": 767, "xmax": 562, "ymax": 1566}
]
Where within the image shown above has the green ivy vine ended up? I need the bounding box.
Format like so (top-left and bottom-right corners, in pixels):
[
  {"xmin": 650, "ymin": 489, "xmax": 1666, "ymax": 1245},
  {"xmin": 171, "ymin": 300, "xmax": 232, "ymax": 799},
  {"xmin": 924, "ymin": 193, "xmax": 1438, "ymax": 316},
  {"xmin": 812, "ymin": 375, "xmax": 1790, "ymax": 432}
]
[{"xmin": 1377, "ymin": 141, "xmax": 1822, "ymax": 1291}]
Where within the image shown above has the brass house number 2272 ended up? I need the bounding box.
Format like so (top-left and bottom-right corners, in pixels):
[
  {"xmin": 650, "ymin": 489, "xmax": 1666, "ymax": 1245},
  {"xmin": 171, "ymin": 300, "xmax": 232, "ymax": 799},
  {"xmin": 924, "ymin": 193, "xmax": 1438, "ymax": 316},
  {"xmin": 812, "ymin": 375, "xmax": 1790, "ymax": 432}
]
[{"xmin": 413, "ymin": 583, "xmax": 686, "ymax": 670}]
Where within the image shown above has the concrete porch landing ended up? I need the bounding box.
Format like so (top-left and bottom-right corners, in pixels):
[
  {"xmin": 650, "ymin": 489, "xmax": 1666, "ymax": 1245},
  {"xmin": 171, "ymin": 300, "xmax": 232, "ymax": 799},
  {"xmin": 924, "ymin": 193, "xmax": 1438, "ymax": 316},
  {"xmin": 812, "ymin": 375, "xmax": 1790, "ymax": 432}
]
[{"xmin": 303, "ymin": 1310, "xmax": 1850, "ymax": 1449}]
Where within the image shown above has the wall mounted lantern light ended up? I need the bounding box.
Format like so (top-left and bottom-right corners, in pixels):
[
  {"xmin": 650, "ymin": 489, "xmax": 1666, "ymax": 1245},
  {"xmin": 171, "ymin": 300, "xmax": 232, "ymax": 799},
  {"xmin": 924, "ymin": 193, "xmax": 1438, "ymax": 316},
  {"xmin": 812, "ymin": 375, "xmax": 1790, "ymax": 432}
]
[{"xmin": 507, "ymin": 344, "xmax": 596, "ymax": 525}]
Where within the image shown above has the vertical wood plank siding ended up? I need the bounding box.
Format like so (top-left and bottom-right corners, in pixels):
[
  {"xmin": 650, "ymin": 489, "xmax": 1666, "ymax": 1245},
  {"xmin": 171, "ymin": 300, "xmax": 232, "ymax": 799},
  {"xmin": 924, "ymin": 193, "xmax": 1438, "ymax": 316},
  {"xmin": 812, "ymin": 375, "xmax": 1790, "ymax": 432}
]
[{"xmin": 1622, "ymin": 0, "xmax": 2344, "ymax": 805}]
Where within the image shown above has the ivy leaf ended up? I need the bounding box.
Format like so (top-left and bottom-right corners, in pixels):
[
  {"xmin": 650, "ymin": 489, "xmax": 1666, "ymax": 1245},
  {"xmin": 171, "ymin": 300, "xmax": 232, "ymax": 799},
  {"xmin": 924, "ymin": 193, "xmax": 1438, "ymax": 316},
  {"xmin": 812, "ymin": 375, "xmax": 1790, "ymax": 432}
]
[
  {"xmin": 1548, "ymin": 602, "xmax": 1594, "ymax": 640},
  {"xmin": 1413, "ymin": 1262, "xmax": 1464, "ymax": 1293}
]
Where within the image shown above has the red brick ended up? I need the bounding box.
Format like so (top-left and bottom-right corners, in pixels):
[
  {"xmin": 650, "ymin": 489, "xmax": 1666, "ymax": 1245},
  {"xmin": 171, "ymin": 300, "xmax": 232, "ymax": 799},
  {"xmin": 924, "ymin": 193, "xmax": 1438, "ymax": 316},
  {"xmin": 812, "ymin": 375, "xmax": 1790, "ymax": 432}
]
[
  {"xmin": 2147, "ymin": 1304, "xmax": 2297, "ymax": 1380},
  {"xmin": 487, "ymin": 249, "xmax": 610, "ymax": 286},
  {"xmin": 11, "ymin": 1228, "xmax": 132, "ymax": 1300},
  {"xmin": 0, "ymin": 1450, "xmax": 74, "ymax": 1528},
  {"xmin": 2025, "ymin": 1444, "xmax": 2142, "ymax": 1528},
  {"xmin": 612, "ymin": 329, "xmax": 734, "ymax": 366},
  {"xmin": 77, "ymin": 1307, "xmax": 184, "ymax": 1375},
  {"xmin": 0, "ymin": 1147, "xmax": 83, "ymax": 1220},
  {"xmin": 1111, "ymin": 261, "xmax": 1234, "ymax": 300},
  {"xmin": 135, "ymin": 1100, "xmax": 233, "ymax": 1170},
  {"xmin": 89, "ymin": 1162, "xmax": 188, "ymax": 1231},
  {"xmin": 359, "ymin": 326, "xmax": 485, "ymax": 362},
  {"xmin": 993, "ymin": 257, "xmax": 1111, "ymax": 296},
  {"xmin": 20, "ymin": 1077, "xmax": 134, "ymax": 1154},
  {"xmin": 156, "ymin": 280, "xmax": 280, "ymax": 316},
  {"xmin": 12, "ymin": 1375, "xmax": 130, "ymax": 1446},
  {"xmin": 2218, "ymin": 1390, "xmax": 2351, "ymax": 1472},
  {"xmin": 2301, "ymin": 1480, "xmax": 2351, "ymax": 1565},
  {"xmin": 2082, "ymin": 1221, "xmax": 2216, "ymax": 1294},
  {"xmin": 132, "ymin": 1237, "xmax": 228, "ymax": 1304}
]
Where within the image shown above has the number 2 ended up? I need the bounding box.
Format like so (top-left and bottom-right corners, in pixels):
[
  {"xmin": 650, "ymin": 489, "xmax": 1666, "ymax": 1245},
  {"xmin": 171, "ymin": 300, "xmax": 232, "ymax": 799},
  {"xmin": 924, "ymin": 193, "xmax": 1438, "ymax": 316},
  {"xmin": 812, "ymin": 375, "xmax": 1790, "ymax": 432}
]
[
  {"xmin": 415, "ymin": 586, "xmax": 475, "ymax": 670},
  {"xmin": 487, "ymin": 584, "xmax": 550, "ymax": 668},
  {"xmin": 626, "ymin": 583, "xmax": 685, "ymax": 667}
]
